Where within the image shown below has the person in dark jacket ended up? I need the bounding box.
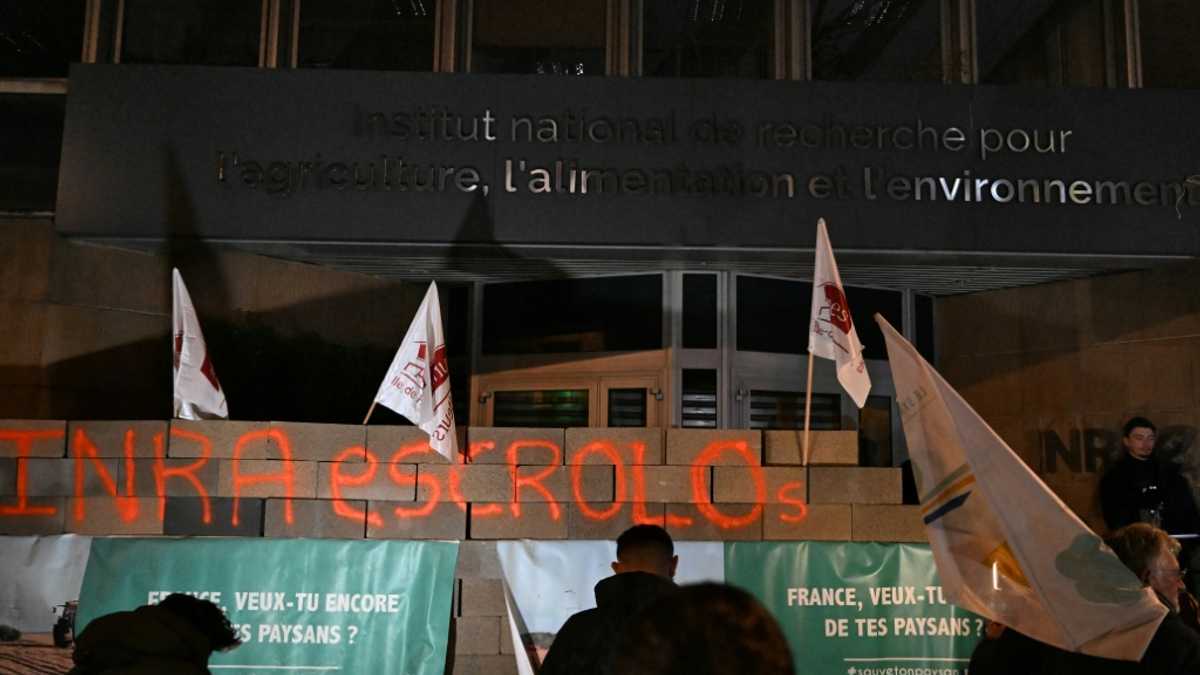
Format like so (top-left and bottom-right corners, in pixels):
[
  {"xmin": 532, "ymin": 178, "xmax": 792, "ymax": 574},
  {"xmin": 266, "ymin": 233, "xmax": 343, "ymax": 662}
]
[
  {"xmin": 1099, "ymin": 417, "xmax": 1200, "ymax": 536},
  {"xmin": 69, "ymin": 593, "xmax": 241, "ymax": 674},
  {"xmin": 539, "ymin": 524, "xmax": 679, "ymax": 675},
  {"xmin": 966, "ymin": 621, "xmax": 1052, "ymax": 675},
  {"xmin": 1109, "ymin": 523, "xmax": 1200, "ymax": 670},
  {"xmin": 1100, "ymin": 416, "xmax": 1200, "ymax": 603},
  {"xmin": 1037, "ymin": 523, "xmax": 1200, "ymax": 674}
]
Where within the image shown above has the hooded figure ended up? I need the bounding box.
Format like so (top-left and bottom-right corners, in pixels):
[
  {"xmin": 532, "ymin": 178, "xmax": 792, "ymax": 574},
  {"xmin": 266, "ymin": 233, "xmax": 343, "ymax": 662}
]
[
  {"xmin": 539, "ymin": 525, "xmax": 679, "ymax": 675},
  {"xmin": 69, "ymin": 593, "xmax": 241, "ymax": 675}
]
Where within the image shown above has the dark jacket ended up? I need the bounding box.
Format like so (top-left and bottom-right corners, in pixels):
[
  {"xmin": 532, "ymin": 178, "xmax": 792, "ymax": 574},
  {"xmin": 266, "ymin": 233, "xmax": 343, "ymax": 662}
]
[
  {"xmin": 994, "ymin": 601, "xmax": 1200, "ymax": 675},
  {"xmin": 539, "ymin": 571, "xmax": 677, "ymax": 675},
  {"xmin": 967, "ymin": 628, "xmax": 1048, "ymax": 675},
  {"xmin": 68, "ymin": 605, "xmax": 214, "ymax": 675},
  {"xmin": 1144, "ymin": 611, "xmax": 1200, "ymax": 673},
  {"xmin": 1099, "ymin": 453, "xmax": 1200, "ymax": 536},
  {"xmin": 1042, "ymin": 610, "xmax": 1200, "ymax": 674}
]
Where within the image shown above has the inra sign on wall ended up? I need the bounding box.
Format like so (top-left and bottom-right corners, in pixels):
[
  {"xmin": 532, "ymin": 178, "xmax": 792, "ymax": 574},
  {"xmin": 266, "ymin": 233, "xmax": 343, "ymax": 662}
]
[
  {"xmin": 1040, "ymin": 424, "xmax": 1197, "ymax": 474},
  {"xmin": 0, "ymin": 422, "xmax": 888, "ymax": 538}
]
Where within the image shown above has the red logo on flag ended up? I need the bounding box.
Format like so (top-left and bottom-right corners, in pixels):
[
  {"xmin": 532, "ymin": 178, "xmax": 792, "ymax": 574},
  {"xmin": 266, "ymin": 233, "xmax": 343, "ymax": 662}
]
[
  {"xmin": 174, "ymin": 332, "xmax": 222, "ymax": 391},
  {"xmin": 429, "ymin": 345, "xmax": 449, "ymax": 391},
  {"xmin": 410, "ymin": 342, "xmax": 450, "ymax": 409},
  {"xmin": 200, "ymin": 352, "xmax": 222, "ymax": 391},
  {"xmin": 820, "ymin": 283, "xmax": 853, "ymax": 334}
]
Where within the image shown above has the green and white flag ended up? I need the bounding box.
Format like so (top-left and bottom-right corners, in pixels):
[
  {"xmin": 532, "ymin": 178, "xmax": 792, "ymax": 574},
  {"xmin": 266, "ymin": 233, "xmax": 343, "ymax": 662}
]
[{"xmin": 877, "ymin": 315, "xmax": 1165, "ymax": 661}]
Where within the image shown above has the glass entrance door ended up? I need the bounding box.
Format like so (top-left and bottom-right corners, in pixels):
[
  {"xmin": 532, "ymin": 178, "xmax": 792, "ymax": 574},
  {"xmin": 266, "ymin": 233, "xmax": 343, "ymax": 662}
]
[{"xmin": 728, "ymin": 273, "xmax": 906, "ymax": 467}]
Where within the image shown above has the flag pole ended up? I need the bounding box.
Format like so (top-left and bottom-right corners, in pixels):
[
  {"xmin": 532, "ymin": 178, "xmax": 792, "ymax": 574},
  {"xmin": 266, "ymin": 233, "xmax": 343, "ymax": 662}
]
[
  {"xmin": 362, "ymin": 401, "xmax": 377, "ymax": 426},
  {"xmin": 802, "ymin": 350, "xmax": 814, "ymax": 466}
]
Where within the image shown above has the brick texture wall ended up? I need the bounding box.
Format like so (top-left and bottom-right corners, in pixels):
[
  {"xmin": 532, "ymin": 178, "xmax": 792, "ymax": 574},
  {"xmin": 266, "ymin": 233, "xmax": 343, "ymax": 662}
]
[{"xmin": 0, "ymin": 419, "xmax": 920, "ymax": 673}]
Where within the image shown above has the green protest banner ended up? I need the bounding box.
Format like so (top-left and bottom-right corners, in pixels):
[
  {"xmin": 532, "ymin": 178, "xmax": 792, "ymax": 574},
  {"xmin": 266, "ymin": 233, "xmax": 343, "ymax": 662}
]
[
  {"xmin": 726, "ymin": 542, "xmax": 982, "ymax": 675},
  {"xmin": 76, "ymin": 538, "xmax": 458, "ymax": 674}
]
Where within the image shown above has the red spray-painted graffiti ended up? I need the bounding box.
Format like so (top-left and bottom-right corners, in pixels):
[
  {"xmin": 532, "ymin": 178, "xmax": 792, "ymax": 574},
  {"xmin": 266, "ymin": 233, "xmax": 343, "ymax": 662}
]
[
  {"xmin": 0, "ymin": 429, "xmax": 64, "ymax": 517},
  {"xmin": 0, "ymin": 424, "xmax": 811, "ymax": 532}
]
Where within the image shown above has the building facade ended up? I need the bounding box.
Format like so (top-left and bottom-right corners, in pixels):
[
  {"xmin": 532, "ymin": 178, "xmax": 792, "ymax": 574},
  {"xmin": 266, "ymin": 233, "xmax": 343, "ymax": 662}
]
[{"xmin": 3, "ymin": 0, "xmax": 1200, "ymax": 529}]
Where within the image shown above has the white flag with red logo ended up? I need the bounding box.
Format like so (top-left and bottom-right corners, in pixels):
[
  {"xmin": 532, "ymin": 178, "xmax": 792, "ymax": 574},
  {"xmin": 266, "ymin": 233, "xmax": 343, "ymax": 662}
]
[
  {"xmin": 808, "ymin": 219, "xmax": 871, "ymax": 408},
  {"xmin": 172, "ymin": 268, "xmax": 228, "ymax": 420},
  {"xmin": 374, "ymin": 281, "xmax": 458, "ymax": 462}
]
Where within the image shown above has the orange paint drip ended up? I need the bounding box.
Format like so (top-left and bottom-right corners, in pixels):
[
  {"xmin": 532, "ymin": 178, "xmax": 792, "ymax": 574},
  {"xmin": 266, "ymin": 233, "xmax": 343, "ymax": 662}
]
[
  {"xmin": 388, "ymin": 444, "xmax": 441, "ymax": 518},
  {"xmin": 156, "ymin": 429, "xmax": 213, "ymax": 523},
  {"xmin": 329, "ymin": 446, "xmax": 383, "ymax": 528},
  {"xmin": 690, "ymin": 441, "xmax": 763, "ymax": 530},
  {"xmin": 72, "ymin": 427, "xmax": 139, "ymax": 523},
  {"xmin": 0, "ymin": 429, "xmax": 63, "ymax": 517},
  {"xmin": 231, "ymin": 429, "xmax": 295, "ymax": 527},
  {"xmin": 776, "ymin": 481, "xmax": 808, "ymax": 523},
  {"xmin": 628, "ymin": 442, "xmax": 689, "ymax": 527},
  {"xmin": 467, "ymin": 440, "xmax": 495, "ymax": 463},
  {"xmin": 570, "ymin": 441, "xmax": 625, "ymax": 521},
  {"xmin": 508, "ymin": 440, "xmax": 562, "ymax": 520}
]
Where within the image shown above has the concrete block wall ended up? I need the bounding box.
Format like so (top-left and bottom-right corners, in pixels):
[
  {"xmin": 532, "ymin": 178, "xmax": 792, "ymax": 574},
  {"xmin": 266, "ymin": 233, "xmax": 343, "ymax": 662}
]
[
  {"xmin": 0, "ymin": 419, "xmax": 921, "ymax": 673},
  {"xmin": 0, "ymin": 420, "xmax": 918, "ymax": 541}
]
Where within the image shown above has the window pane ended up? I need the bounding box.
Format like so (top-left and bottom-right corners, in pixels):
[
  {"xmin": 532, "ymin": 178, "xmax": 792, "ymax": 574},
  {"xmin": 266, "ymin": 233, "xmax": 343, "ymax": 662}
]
[
  {"xmin": 738, "ymin": 276, "xmax": 899, "ymax": 358},
  {"xmin": 682, "ymin": 273, "xmax": 718, "ymax": 349},
  {"xmin": 859, "ymin": 394, "xmax": 892, "ymax": 467},
  {"xmin": 121, "ymin": 0, "xmax": 261, "ymax": 66},
  {"xmin": 1141, "ymin": 0, "xmax": 1200, "ymax": 88},
  {"xmin": 681, "ymin": 369, "xmax": 717, "ymax": 428},
  {"xmin": 493, "ymin": 390, "xmax": 588, "ymax": 427},
  {"xmin": 472, "ymin": 0, "xmax": 605, "ymax": 75},
  {"xmin": 608, "ymin": 388, "xmax": 648, "ymax": 427},
  {"xmin": 483, "ymin": 275, "xmax": 662, "ymax": 355},
  {"xmin": 812, "ymin": 0, "xmax": 941, "ymax": 82},
  {"xmin": 0, "ymin": 1, "xmax": 85, "ymax": 77},
  {"xmin": 643, "ymin": 0, "xmax": 772, "ymax": 78},
  {"xmin": 981, "ymin": 2, "xmax": 1108, "ymax": 87},
  {"xmin": 737, "ymin": 276, "xmax": 809, "ymax": 354},
  {"xmin": 298, "ymin": 0, "xmax": 434, "ymax": 71},
  {"xmin": 846, "ymin": 286, "xmax": 902, "ymax": 361},
  {"xmin": 749, "ymin": 390, "xmax": 839, "ymax": 430},
  {"xmin": 0, "ymin": 94, "xmax": 65, "ymax": 211}
]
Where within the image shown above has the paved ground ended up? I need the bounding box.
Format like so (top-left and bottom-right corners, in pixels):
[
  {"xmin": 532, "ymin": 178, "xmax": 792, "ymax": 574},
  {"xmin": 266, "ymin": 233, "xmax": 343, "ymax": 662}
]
[{"xmin": 0, "ymin": 634, "xmax": 73, "ymax": 674}]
